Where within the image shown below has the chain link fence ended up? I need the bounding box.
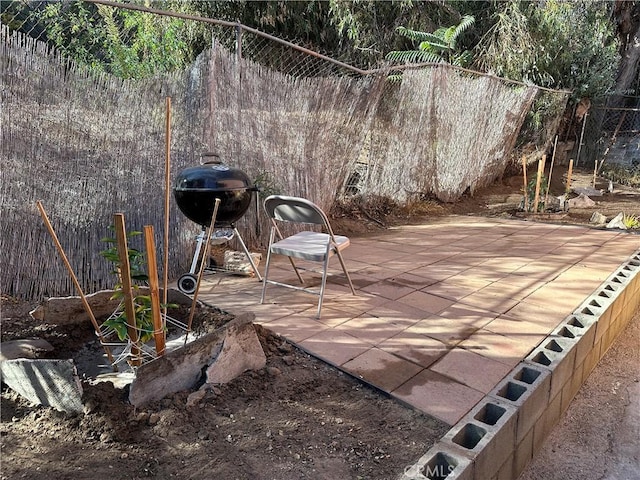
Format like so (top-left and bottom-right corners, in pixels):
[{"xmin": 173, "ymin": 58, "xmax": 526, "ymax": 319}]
[
  {"xmin": 579, "ymin": 95, "xmax": 640, "ymax": 173},
  {"xmin": 1, "ymin": 0, "xmax": 569, "ymax": 300}
]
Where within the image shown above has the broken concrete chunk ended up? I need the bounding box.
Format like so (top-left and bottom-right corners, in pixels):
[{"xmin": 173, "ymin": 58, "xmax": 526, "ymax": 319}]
[
  {"xmin": 589, "ymin": 212, "xmax": 607, "ymax": 225},
  {"xmin": 128, "ymin": 313, "xmax": 265, "ymax": 407},
  {"xmin": 29, "ymin": 290, "xmax": 120, "ymax": 325},
  {"xmin": 572, "ymin": 186, "xmax": 603, "ymax": 197},
  {"xmin": 206, "ymin": 320, "xmax": 267, "ymax": 384},
  {"xmin": 0, "ymin": 338, "xmax": 54, "ymax": 361},
  {"xmin": 0, "ymin": 359, "xmax": 84, "ymax": 413},
  {"xmin": 606, "ymin": 212, "xmax": 627, "ymax": 230},
  {"xmin": 567, "ymin": 193, "xmax": 596, "ymax": 209},
  {"xmin": 30, "ymin": 288, "xmax": 192, "ymax": 326}
]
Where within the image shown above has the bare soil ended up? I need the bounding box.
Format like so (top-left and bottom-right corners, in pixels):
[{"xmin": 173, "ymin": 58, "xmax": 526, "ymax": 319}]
[{"xmin": 1, "ymin": 166, "xmax": 639, "ymax": 480}]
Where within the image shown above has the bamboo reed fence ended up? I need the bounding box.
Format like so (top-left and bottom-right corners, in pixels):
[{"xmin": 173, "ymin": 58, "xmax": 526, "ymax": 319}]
[{"xmin": 0, "ymin": 4, "xmax": 569, "ymax": 301}]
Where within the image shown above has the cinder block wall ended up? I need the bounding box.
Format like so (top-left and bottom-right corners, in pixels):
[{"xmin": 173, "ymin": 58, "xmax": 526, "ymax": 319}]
[{"xmin": 400, "ymin": 252, "xmax": 640, "ymax": 480}]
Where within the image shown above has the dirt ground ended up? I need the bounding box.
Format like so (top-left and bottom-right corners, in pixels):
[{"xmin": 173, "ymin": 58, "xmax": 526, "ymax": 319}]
[{"xmin": 1, "ymin": 165, "xmax": 639, "ymax": 480}]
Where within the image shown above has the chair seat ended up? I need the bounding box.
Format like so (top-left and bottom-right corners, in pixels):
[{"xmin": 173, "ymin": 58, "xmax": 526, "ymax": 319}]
[{"xmin": 270, "ymin": 231, "xmax": 350, "ymax": 262}]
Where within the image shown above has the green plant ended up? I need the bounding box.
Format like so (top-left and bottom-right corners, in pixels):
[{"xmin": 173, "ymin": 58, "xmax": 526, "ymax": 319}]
[
  {"xmin": 622, "ymin": 213, "xmax": 640, "ymax": 230},
  {"xmin": 524, "ymin": 175, "xmax": 548, "ymax": 212},
  {"xmin": 100, "ymin": 228, "xmax": 162, "ymax": 344},
  {"xmin": 385, "ymin": 15, "xmax": 475, "ymax": 67},
  {"xmin": 253, "ymin": 170, "xmax": 283, "ymax": 198}
]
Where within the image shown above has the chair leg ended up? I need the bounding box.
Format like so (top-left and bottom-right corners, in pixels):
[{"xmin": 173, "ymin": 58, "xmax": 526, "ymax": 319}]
[
  {"xmin": 288, "ymin": 256, "xmax": 305, "ymax": 285},
  {"xmin": 260, "ymin": 230, "xmax": 276, "ymax": 304},
  {"xmin": 316, "ymin": 255, "xmax": 331, "ymax": 318},
  {"xmin": 336, "ymin": 250, "xmax": 356, "ymax": 295}
]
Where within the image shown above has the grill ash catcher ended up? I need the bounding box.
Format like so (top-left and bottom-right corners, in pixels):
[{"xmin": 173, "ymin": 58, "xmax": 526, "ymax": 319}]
[{"xmin": 173, "ymin": 153, "xmax": 262, "ymax": 294}]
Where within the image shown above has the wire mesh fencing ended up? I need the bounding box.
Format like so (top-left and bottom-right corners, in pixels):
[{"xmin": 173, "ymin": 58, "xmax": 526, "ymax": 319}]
[{"xmin": 1, "ymin": 1, "xmax": 569, "ymax": 301}]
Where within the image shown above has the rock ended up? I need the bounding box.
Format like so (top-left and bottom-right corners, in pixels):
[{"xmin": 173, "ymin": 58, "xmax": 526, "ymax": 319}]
[
  {"xmin": 148, "ymin": 413, "xmax": 161, "ymax": 425},
  {"xmin": 29, "ymin": 290, "xmax": 120, "ymax": 325},
  {"xmin": 223, "ymin": 251, "xmax": 262, "ymax": 277},
  {"xmin": 30, "ymin": 288, "xmax": 191, "ymax": 326},
  {"xmin": 590, "ymin": 212, "xmax": 608, "ymax": 225},
  {"xmin": 206, "ymin": 318, "xmax": 267, "ymax": 384},
  {"xmin": 128, "ymin": 313, "xmax": 265, "ymax": 407},
  {"xmin": 282, "ymin": 355, "xmax": 295, "ymax": 366},
  {"xmin": 0, "ymin": 338, "xmax": 54, "ymax": 361},
  {"xmin": 567, "ymin": 193, "xmax": 596, "ymax": 209},
  {"xmin": 606, "ymin": 212, "xmax": 627, "ymax": 230},
  {"xmin": 572, "ymin": 186, "xmax": 603, "ymax": 197},
  {"xmin": 267, "ymin": 366, "xmax": 282, "ymax": 377},
  {"xmin": 186, "ymin": 389, "xmax": 206, "ymax": 407},
  {"xmin": 0, "ymin": 359, "xmax": 84, "ymax": 413}
]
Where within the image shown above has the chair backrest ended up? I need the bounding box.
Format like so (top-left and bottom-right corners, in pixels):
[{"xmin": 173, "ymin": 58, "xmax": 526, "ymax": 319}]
[{"xmin": 263, "ymin": 195, "xmax": 330, "ymax": 227}]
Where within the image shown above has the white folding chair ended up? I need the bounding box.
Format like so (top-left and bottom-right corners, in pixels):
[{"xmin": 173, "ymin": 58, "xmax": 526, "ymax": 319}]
[{"xmin": 260, "ymin": 195, "xmax": 356, "ymax": 318}]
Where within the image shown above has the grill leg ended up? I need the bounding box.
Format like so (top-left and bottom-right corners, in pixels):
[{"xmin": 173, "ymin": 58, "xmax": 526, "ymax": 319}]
[
  {"xmin": 233, "ymin": 227, "xmax": 263, "ymax": 281},
  {"xmin": 189, "ymin": 229, "xmax": 207, "ymax": 274}
]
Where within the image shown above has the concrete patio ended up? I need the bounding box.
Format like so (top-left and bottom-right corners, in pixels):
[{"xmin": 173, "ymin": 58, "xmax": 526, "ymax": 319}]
[{"xmin": 197, "ymin": 215, "xmax": 640, "ymax": 479}]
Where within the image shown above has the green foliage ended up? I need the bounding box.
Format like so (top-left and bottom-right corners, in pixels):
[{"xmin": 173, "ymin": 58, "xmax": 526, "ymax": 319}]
[
  {"xmin": 328, "ymin": 0, "xmax": 458, "ymax": 66},
  {"xmin": 524, "ymin": 175, "xmax": 549, "ymax": 212},
  {"xmin": 517, "ymin": 91, "xmax": 570, "ymax": 149},
  {"xmin": 100, "ymin": 228, "xmax": 148, "ymax": 283},
  {"xmin": 4, "ymin": 0, "xmax": 209, "ymax": 79},
  {"xmin": 100, "ymin": 227, "xmax": 171, "ymax": 344},
  {"xmin": 622, "ymin": 213, "xmax": 640, "ymax": 230},
  {"xmin": 472, "ymin": 0, "xmax": 619, "ymax": 99},
  {"xmin": 386, "ymin": 15, "xmax": 475, "ymax": 67},
  {"xmin": 253, "ymin": 170, "xmax": 282, "ymax": 199},
  {"xmin": 601, "ymin": 163, "xmax": 640, "ymax": 188}
]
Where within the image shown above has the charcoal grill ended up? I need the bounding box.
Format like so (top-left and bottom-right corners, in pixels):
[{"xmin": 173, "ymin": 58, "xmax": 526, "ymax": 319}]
[{"xmin": 173, "ymin": 154, "xmax": 261, "ymax": 293}]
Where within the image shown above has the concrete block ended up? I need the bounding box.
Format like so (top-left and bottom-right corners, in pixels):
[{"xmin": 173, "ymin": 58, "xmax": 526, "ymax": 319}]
[
  {"xmin": 620, "ymin": 298, "xmax": 638, "ymax": 325},
  {"xmin": 494, "ymin": 454, "xmax": 514, "ymax": 480},
  {"xmin": 576, "ymin": 294, "xmax": 613, "ymax": 347},
  {"xmin": 561, "ymin": 314, "xmax": 597, "ymax": 367},
  {"xmin": 513, "ymin": 426, "xmax": 534, "ymax": 479},
  {"xmin": 605, "ymin": 275, "xmax": 628, "ymax": 310},
  {"xmin": 401, "ymin": 443, "xmax": 473, "ymax": 480},
  {"xmin": 525, "ymin": 338, "xmax": 576, "ymax": 400},
  {"xmin": 582, "ymin": 338, "xmax": 604, "ymax": 379},
  {"xmin": 488, "ymin": 365, "xmax": 550, "ymax": 444},
  {"xmin": 441, "ymin": 399, "xmax": 518, "ymax": 480},
  {"xmin": 29, "ymin": 288, "xmax": 191, "ymax": 326},
  {"xmin": 600, "ymin": 282, "xmax": 625, "ymax": 323},
  {"xmin": 562, "ymin": 361, "xmax": 585, "ymax": 412},
  {"xmin": 0, "ymin": 359, "xmax": 83, "ymax": 413},
  {"xmin": 129, "ymin": 313, "xmax": 264, "ymax": 407},
  {"xmin": 533, "ymin": 390, "xmax": 562, "ymax": 455}
]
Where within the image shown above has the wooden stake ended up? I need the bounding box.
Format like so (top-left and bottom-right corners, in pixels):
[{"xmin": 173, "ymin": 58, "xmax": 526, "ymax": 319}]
[
  {"xmin": 544, "ymin": 136, "xmax": 558, "ymax": 208},
  {"xmin": 522, "ymin": 156, "xmax": 529, "ymax": 212},
  {"xmin": 185, "ymin": 198, "xmax": 221, "ymax": 345},
  {"xmin": 144, "ymin": 225, "xmax": 165, "ymax": 356},
  {"xmin": 113, "ymin": 213, "xmax": 141, "ymax": 366},
  {"xmin": 36, "ymin": 201, "xmax": 116, "ymax": 369},
  {"xmin": 163, "ymin": 97, "xmax": 171, "ymax": 325},
  {"xmin": 533, "ymin": 155, "xmax": 546, "ymax": 213},
  {"xmin": 566, "ymin": 159, "xmax": 574, "ymax": 194},
  {"xmin": 593, "ymin": 159, "xmax": 604, "ymax": 188}
]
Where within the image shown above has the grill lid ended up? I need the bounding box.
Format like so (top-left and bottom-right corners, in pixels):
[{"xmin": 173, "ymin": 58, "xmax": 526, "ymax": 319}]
[
  {"xmin": 174, "ymin": 154, "xmax": 253, "ymax": 192},
  {"xmin": 173, "ymin": 153, "xmax": 257, "ymax": 227}
]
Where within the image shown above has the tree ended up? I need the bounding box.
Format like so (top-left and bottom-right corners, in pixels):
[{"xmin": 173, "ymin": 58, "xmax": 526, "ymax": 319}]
[
  {"xmin": 2, "ymin": 0, "xmax": 209, "ymax": 79},
  {"xmin": 472, "ymin": 0, "xmax": 619, "ymax": 100},
  {"xmin": 612, "ymin": 1, "xmax": 640, "ymax": 98},
  {"xmin": 385, "ymin": 15, "xmax": 476, "ymax": 67}
]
